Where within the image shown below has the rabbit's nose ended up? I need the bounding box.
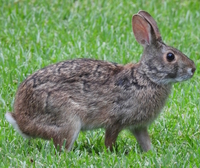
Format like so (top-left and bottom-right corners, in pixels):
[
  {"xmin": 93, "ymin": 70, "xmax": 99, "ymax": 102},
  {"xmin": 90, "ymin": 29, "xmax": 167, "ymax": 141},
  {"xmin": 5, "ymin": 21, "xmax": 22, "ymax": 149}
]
[
  {"xmin": 191, "ymin": 67, "xmax": 196, "ymax": 74},
  {"xmin": 187, "ymin": 68, "xmax": 196, "ymax": 76}
]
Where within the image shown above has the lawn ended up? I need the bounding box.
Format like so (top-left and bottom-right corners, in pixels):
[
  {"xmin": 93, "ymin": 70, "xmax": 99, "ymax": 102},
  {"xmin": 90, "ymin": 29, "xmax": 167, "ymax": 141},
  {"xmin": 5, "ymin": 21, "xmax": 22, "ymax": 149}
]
[{"xmin": 0, "ymin": 0, "xmax": 200, "ymax": 167}]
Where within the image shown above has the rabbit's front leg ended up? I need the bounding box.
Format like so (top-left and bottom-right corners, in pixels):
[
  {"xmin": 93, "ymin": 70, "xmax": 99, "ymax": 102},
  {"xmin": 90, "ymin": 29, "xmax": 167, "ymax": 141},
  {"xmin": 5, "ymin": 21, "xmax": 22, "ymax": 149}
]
[
  {"xmin": 104, "ymin": 126, "xmax": 122, "ymax": 151},
  {"xmin": 130, "ymin": 127, "xmax": 151, "ymax": 152}
]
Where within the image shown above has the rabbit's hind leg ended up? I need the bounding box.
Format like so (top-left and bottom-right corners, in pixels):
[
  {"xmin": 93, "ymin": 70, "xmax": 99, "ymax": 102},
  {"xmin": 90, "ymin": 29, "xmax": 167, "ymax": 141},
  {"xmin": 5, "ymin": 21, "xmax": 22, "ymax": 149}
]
[{"xmin": 53, "ymin": 120, "xmax": 81, "ymax": 151}]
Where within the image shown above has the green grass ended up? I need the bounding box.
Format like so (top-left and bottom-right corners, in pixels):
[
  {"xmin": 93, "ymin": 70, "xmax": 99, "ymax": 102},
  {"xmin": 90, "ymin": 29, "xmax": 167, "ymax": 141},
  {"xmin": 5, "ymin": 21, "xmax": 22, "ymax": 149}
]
[{"xmin": 0, "ymin": 0, "xmax": 200, "ymax": 167}]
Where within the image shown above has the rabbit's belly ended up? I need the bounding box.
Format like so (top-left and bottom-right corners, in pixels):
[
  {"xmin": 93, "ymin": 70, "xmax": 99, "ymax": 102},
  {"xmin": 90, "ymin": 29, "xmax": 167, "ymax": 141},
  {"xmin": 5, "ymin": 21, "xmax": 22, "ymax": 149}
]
[{"xmin": 79, "ymin": 106, "xmax": 113, "ymax": 130}]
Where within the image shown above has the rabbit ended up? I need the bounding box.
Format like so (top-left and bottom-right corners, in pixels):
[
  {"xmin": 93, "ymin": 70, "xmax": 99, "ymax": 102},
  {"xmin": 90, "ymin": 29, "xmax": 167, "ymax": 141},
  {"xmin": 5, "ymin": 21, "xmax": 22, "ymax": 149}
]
[{"xmin": 5, "ymin": 10, "xmax": 196, "ymax": 152}]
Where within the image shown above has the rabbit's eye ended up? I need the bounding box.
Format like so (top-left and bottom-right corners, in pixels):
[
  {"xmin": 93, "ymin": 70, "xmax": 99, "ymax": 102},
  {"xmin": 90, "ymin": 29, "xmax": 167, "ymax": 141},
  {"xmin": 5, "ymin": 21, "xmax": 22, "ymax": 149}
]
[{"xmin": 166, "ymin": 52, "xmax": 175, "ymax": 62}]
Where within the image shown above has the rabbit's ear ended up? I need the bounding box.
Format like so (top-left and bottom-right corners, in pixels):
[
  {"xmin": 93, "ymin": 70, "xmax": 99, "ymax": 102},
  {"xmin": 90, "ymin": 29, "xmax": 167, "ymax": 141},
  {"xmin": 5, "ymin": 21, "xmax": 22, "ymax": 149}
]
[
  {"xmin": 138, "ymin": 10, "xmax": 162, "ymax": 41},
  {"xmin": 132, "ymin": 14, "xmax": 152, "ymax": 46}
]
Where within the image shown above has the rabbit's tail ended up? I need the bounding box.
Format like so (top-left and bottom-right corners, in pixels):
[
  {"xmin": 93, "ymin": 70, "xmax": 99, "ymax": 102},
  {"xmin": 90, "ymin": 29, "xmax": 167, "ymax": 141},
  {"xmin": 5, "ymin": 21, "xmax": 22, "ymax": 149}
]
[{"xmin": 5, "ymin": 112, "xmax": 31, "ymax": 139}]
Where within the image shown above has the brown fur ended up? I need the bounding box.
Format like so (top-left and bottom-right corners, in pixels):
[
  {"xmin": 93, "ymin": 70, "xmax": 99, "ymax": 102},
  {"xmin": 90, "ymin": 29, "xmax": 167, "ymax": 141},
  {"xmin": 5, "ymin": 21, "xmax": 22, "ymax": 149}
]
[{"xmin": 6, "ymin": 10, "xmax": 195, "ymax": 152}]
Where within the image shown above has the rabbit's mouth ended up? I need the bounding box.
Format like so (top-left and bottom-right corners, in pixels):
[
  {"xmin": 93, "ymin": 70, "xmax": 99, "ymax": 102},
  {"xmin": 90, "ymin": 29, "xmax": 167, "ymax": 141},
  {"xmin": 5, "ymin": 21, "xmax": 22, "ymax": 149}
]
[
  {"xmin": 164, "ymin": 67, "xmax": 195, "ymax": 83},
  {"xmin": 176, "ymin": 67, "xmax": 195, "ymax": 81},
  {"xmin": 153, "ymin": 71, "xmax": 194, "ymax": 84},
  {"xmin": 175, "ymin": 74, "xmax": 194, "ymax": 83}
]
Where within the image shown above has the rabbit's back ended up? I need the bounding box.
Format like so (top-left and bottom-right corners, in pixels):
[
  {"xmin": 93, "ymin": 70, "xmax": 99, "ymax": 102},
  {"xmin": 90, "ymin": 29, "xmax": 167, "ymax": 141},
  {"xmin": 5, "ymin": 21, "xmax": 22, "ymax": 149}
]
[{"xmin": 23, "ymin": 59, "xmax": 123, "ymax": 90}]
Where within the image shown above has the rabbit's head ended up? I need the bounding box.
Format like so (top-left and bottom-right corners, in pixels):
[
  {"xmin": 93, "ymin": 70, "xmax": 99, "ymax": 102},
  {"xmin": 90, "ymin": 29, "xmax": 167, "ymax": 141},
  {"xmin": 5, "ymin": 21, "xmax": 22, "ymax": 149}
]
[{"xmin": 132, "ymin": 10, "xmax": 196, "ymax": 85}]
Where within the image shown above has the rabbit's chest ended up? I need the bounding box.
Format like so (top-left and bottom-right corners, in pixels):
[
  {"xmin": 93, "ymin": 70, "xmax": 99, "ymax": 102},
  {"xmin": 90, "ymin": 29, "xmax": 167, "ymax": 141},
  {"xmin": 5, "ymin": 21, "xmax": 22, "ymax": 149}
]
[{"xmin": 114, "ymin": 85, "xmax": 172, "ymax": 126}]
